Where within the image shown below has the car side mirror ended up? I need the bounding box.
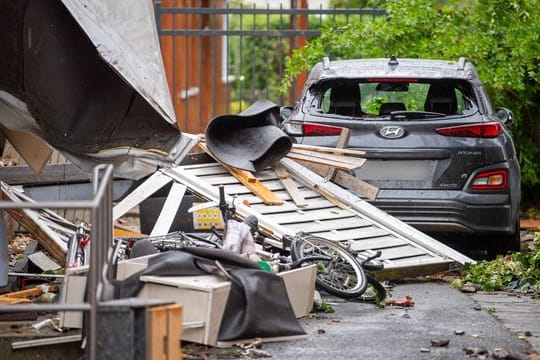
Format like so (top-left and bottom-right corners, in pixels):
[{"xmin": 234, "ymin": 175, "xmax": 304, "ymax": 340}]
[
  {"xmin": 280, "ymin": 106, "xmax": 294, "ymax": 122},
  {"xmin": 495, "ymin": 107, "xmax": 514, "ymax": 125}
]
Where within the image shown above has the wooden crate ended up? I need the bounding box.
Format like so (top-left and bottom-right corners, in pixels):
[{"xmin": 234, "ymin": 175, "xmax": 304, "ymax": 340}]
[{"xmin": 147, "ymin": 304, "xmax": 183, "ymax": 360}]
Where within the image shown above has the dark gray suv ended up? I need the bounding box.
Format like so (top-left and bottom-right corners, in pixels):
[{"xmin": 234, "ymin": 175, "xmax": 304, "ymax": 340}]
[{"xmin": 282, "ymin": 57, "xmax": 521, "ymax": 256}]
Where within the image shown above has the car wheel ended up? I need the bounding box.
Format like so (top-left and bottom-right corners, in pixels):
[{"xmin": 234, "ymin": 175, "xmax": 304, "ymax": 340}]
[{"xmin": 486, "ymin": 221, "xmax": 521, "ymax": 259}]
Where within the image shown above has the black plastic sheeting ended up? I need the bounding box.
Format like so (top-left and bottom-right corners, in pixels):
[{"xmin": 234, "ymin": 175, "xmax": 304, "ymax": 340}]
[
  {"xmin": 205, "ymin": 100, "xmax": 292, "ymax": 172},
  {"xmin": 0, "ymin": 0, "xmax": 179, "ymax": 155},
  {"xmin": 114, "ymin": 248, "xmax": 306, "ymax": 342}
]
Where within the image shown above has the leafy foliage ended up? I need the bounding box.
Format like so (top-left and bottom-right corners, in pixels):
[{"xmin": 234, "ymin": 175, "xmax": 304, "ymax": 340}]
[
  {"xmin": 282, "ymin": 0, "xmax": 540, "ymax": 189},
  {"xmin": 461, "ymin": 231, "xmax": 540, "ymax": 292}
]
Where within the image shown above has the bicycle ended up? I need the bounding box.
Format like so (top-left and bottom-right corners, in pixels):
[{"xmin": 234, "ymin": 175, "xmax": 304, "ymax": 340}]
[{"xmin": 213, "ymin": 185, "xmax": 371, "ymax": 299}]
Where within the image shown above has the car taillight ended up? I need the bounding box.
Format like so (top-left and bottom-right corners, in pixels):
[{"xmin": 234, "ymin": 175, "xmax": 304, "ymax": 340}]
[
  {"xmin": 435, "ymin": 122, "xmax": 503, "ymax": 138},
  {"xmin": 303, "ymin": 122, "xmax": 343, "ymax": 136},
  {"xmin": 470, "ymin": 169, "xmax": 508, "ymax": 190}
]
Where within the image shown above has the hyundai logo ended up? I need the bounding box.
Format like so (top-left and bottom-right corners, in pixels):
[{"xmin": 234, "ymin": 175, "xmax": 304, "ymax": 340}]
[{"xmin": 379, "ymin": 126, "xmax": 405, "ymax": 139}]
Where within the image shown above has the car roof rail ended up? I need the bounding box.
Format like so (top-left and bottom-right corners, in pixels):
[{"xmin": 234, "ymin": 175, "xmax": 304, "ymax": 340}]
[
  {"xmin": 322, "ymin": 56, "xmax": 330, "ymax": 70},
  {"xmin": 457, "ymin": 57, "xmax": 467, "ymax": 70}
]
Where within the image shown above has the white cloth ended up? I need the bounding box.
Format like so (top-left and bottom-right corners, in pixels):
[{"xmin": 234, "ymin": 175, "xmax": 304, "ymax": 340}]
[{"xmin": 222, "ymin": 220, "xmax": 256, "ymax": 258}]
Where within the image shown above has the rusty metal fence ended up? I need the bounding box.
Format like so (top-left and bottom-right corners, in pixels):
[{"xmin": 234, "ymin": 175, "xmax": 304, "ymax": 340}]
[{"xmin": 152, "ymin": 1, "xmax": 385, "ymax": 133}]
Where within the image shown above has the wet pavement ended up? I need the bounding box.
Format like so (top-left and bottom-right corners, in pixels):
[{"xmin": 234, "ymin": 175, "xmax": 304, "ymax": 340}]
[
  {"xmin": 1, "ymin": 281, "xmax": 539, "ymax": 359},
  {"xmin": 259, "ymin": 281, "xmax": 536, "ymax": 360}
]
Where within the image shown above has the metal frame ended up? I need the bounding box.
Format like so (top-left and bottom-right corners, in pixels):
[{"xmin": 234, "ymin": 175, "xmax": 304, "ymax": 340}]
[
  {"xmin": 0, "ymin": 164, "xmax": 114, "ymax": 360},
  {"xmin": 151, "ymin": 1, "xmax": 386, "ymax": 132}
]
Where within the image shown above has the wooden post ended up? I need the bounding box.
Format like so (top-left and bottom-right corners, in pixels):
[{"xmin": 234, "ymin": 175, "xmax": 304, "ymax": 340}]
[{"xmin": 147, "ymin": 304, "xmax": 183, "ymax": 360}]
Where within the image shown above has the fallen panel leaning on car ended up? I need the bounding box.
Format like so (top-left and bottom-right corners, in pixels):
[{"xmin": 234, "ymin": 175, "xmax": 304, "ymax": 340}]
[{"xmin": 282, "ymin": 56, "xmax": 521, "ymax": 257}]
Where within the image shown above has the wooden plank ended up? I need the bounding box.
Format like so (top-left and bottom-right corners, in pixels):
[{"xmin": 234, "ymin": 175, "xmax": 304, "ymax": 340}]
[
  {"xmin": 4, "ymin": 208, "xmax": 67, "ymax": 264},
  {"xmin": 226, "ymin": 166, "xmax": 284, "ymax": 206},
  {"xmin": 292, "ymin": 143, "xmax": 366, "ymax": 156},
  {"xmin": 0, "ymin": 285, "xmax": 57, "ymax": 299},
  {"xmin": 238, "ymin": 187, "xmax": 320, "ymax": 205},
  {"xmin": 150, "ymin": 183, "xmax": 187, "ymax": 236},
  {"xmin": 289, "ymin": 148, "xmax": 366, "ymax": 168},
  {"xmin": 28, "ymin": 251, "xmax": 62, "ymax": 271},
  {"xmin": 113, "ymin": 171, "xmax": 172, "ymax": 221},
  {"xmin": 520, "ymin": 219, "xmax": 540, "ymax": 230},
  {"xmin": 299, "ymin": 161, "xmax": 379, "ymax": 200},
  {"xmin": 148, "ymin": 305, "xmax": 168, "ymax": 360},
  {"xmin": 0, "ymin": 163, "xmax": 91, "ymax": 186},
  {"xmin": 216, "ymin": 180, "xmax": 287, "ymax": 195},
  {"xmin": 324, "ymin": 128, "xmax": 351, "ymax": 181},
  {"xmin": 273, "ymin": 163, "xmax": 307, "ymax": 207},
  {"xmin": 334, "ymin": 170, "xmax": 379, "ymax": 201},
  {"xmin": 167, "ymin": 305, "xmax": 183, "ymax": 360},
  {"xmin": 197, "ymin": 142, "xmax": 283, "ymax": 205},
  {"xmin": 0, "ymin": 297, "xmax": 31, "ymax": 304},
  {"xmin": 286, "ymin": 151, "xmax": 360, "ymax": 170}
]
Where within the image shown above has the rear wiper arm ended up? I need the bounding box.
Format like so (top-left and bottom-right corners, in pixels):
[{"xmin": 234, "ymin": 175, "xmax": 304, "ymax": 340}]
[{"xmin": 389, "ymin": 111, "xmax": 446, "ymax": 120}]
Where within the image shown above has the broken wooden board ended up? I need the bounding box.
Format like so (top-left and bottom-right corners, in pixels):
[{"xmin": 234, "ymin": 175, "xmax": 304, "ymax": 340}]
[
  {"xmin": 291, "ymin": 143, "xmax": 366, "ymax": 156},
  {"xmin": 113, "ymin": 171, "xmax": 172, "ymax": 221},
  {"xmin": 150, "ymin": 183, "xmax": 187, "ymax": 236},
  {"xmin": 273, "ymin": 163, "xmax": 307, "ymax": 208},
  {"xmin": 198, "ymin": 141, "xmax": 283, "ymax": 205},
  {"xmin": 1, "ymin": 182, "xmax": 71, "ymax": 264},
  {"xmin": 28, "ymin": 251, "xmax": 62, "ymax": 272},
  {"xmin": 286, "ymin": 150, "xmax": 365, "ymax": 171},
  {"xmin": 165, "ymin": 161, "xmax": 474, "ymax": 279},
  {"xmin": 299, "ymin": 161, "xmax": 379, "ymax": 201},
  {"xmin": 324, "ymin": 128, "xmax": 352, "ymax": 181}
]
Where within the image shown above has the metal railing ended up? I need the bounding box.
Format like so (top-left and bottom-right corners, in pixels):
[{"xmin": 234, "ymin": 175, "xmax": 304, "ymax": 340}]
[
  {"xmin": 0, "ymin": 164, "xmax": 114, "ymax": 360},
  {"xmin": 153, "ymin": 1, "xmax": 385, "ymax": 132}
]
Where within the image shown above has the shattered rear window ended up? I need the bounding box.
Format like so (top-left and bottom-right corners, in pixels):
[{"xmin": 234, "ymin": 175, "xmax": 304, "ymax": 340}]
[{"xmin": 314, "ymin": 79, "xmax": 476, "ymax": 118}]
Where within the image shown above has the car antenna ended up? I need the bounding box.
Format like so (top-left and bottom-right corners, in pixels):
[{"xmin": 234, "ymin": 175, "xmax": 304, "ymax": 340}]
[
  {"xmin": 323, "ymin": 56, "xmax": 330, "ymax": 70},
  {"xmin": 388, "ymin": 55, "xmax": 399, "ymax": 66}
]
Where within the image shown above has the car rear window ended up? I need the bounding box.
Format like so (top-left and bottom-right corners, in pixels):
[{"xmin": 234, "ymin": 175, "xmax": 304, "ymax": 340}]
[{"xmin": 315, "ymin": 79, "xmax": 476, "ymax": 118}]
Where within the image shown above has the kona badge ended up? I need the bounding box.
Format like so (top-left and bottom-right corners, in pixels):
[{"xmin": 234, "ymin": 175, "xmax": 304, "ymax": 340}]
[{"xmin": 379, "ymin": 126, "xmax": 405, "ymax": 139}]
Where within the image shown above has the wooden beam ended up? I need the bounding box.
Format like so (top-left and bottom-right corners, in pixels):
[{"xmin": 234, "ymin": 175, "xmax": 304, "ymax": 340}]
[
  {"xmin": 197, "ymin": 142, "xmax": 284, "ymax": 205},
  {"xmin": 298, "ymin": 161, "xmax": 379, "ymax": 200},
  {"xmin": 285, "ymin": 152, "xmax": 362, "ymax": 171},
  {"xmin": 273, "ymin": 163, "xmax": 308, "ymax": 207},
  {"xmin": 150, "ymin": 183, "xmax": 187, "ymax": 236},
  {"xmin": 112, "ymin": 171, "xmax": 172, "ymax": 221},
  {"xmin": 226, "ymin": 166, "xmax": 284, "ymax": 206},
  {"xmin": 0, "ymin": 164, "xmax": 90, "ymax": 186},
  {"xmin": 288, "ymin": 148, "xmax": 366, "ymax": 169},
  {"xmin": 291, "ymin": 143, "xmax": 366, "ymax": 156},
  {"xmin": 324, "ymin": 128, "xmax": 351, "ymax": 181}
]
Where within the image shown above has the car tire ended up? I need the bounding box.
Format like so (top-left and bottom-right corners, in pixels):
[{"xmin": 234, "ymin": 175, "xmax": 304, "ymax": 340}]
[{"xmin": 486, "ymin": 221, "xmax": 521, "ymax": 259}]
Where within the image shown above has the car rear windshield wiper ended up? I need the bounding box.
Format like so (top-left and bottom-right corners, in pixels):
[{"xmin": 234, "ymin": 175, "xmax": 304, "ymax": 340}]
[{"xmin": 388, "ymin": 111, "xmax": 446, "ymax": 120}]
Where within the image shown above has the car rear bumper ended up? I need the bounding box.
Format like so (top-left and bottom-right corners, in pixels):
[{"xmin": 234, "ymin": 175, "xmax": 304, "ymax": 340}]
[{"xmin": 369, "ymin": 189, "xmax": 517, "ymax": 235}]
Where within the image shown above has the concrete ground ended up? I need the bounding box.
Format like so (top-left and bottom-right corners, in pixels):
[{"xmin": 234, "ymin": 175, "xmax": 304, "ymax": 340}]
[
  {"xmin": 259, "ymin": 281, "xmax": 536, "ymax": 360},
  {"xmin": 1, "ymin": 281, "xmax": 538, "ymax": 359}
]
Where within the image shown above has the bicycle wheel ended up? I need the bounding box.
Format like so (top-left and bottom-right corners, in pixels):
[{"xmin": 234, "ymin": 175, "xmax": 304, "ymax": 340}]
[{"xmin": 290, "ymin": 233, "xmax": 367, "ymax": 299}]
